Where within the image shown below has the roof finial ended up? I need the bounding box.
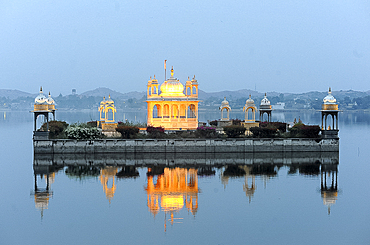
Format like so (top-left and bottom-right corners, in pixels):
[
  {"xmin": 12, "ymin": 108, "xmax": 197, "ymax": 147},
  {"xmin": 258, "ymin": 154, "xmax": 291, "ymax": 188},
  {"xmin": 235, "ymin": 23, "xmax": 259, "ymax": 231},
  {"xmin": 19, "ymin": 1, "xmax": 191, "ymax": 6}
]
[
  {"xmin": 329, "ymin": 87, "xmax": 332, "ymax": 93},
  {"xmin": 171, "ymin": 66, "xmax": 174, "ymax": 77},
  {"xmin": 154, "ymin": 74, "xmax": 156, "ymax": 79}
]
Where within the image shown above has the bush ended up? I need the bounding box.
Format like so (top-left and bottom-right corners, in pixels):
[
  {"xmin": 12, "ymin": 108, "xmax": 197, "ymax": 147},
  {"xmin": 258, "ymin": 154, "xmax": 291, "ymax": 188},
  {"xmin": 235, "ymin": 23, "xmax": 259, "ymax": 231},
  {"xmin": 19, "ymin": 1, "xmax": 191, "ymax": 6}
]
[
  {"xmin": 289, "ymin": 124, "xmax": 320, "ymax": 138},
  {"xmin": 116, "ymin": 126, "xmax": 140, "ymax": 139},
  {"xmin": 65, "ymin": 123, "xmax": 103, "ymax": 140},
  {"xmin": 39, "ymin": 120, "xmax": 69, "ymax": 139},
  {"xmin": 232, "ymin": 119, "xmax": 242, "ymax": 126},
  {"xmin": 223, "ymin": 125, "xmax": 246, "ymax": 138},
  {"xmin": 260, "ymin": 122, "xmax": 287, "ymax": 133},
  {"xmin": 250, "ymin": 127, "xmax": 277, "ymax": 138},
  {"xmin": 196, "ymin": 126, "xmax": 218, "ymax": 138},
  {"xmin": 209, "ymin": 120, "xmax": 218, "ymax": 127},
  {"xmin": 146, "ymin": 126, "xmax": 166, "ymax": 138}
]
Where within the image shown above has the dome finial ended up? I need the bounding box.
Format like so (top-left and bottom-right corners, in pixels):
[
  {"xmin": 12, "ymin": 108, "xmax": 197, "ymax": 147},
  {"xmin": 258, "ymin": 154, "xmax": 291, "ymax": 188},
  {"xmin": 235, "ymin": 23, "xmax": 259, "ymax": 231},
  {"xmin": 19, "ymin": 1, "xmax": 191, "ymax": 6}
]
[
  {"xmin": 154, "ymin": 74, "xmax": 156, "ymax": 79},
  {"xmin": 40, "ymin": 86, "xmax": 43, "ymax": 93},
  {"xmin": 329, "ymin": 87, "xmax": 332, "ymax": 93},
  {"xmin": 171, "ymin": 66, "xmax": 174, "ymax": 77}
]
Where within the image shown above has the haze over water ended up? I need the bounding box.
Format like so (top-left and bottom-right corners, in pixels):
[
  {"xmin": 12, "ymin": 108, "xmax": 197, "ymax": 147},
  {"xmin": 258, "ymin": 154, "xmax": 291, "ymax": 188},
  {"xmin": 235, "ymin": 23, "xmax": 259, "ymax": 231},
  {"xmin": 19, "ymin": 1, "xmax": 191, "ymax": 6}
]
[{"xmin": 0, "ymin": 110, "xmax": 369, "ymax": 244}]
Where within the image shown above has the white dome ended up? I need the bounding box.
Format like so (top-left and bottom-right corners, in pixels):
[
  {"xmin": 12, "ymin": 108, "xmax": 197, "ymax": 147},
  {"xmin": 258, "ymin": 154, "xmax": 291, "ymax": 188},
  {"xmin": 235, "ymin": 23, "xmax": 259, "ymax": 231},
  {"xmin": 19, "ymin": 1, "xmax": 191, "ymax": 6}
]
[
  {"xmin": 35, "ymin": 87, "xmax": 47, "ymax": 105},
  {"xmin": 323, "ymin": 88, "xmax": 337, "ymax": 104},
  {"xmin": 159, "ymin": 67, "xmax": 185, "ymax": 97},
  {"xmin": 246, "ymin": 95, "xmax": 255, "ymax": 105},
  {"xmin": 260, "ymin": 93, "xmax": 270, "ymax": 105},
  {"xmin": 221, "ymin": 97, "xmax": 229, "ymax": 106},
  {"xmin": 47, "ymin": 92, "xmax": 55, "ymax": 105}
]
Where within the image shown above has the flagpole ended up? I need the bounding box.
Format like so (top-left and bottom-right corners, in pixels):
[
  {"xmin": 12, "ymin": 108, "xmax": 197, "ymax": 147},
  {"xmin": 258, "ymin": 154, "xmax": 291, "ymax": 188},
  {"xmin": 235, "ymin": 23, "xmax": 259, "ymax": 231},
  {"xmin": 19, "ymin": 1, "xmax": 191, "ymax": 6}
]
[{"xmin": 164, "ymin": 60, "xmax": 167, "ymax": 81}]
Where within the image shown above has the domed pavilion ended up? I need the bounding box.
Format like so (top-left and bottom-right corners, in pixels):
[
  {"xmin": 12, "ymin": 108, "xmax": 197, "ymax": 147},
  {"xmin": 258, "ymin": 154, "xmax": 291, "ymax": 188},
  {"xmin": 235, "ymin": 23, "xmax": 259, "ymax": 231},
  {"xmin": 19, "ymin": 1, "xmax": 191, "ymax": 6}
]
[
  {"xmin": 146, "ymin": 66, "xmax": 199, "ymax": 130},
  {"xmin": 321, "ymin": 87, "xmax": 339, "ymax": 138},
  {"xmin": 259, "ymin": 93, "xmax": 272, "ymax": 122},
  {"xmin": 31, "ymin": 87, "xmax": 56, "ymax": 139}
]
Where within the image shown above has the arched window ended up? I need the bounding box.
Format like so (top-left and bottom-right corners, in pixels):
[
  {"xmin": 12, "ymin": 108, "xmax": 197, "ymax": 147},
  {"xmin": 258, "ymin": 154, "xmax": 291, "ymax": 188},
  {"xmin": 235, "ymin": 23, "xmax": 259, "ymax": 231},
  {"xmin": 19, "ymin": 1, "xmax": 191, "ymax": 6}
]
[
  {"xmin": 192, "ymin": 87, "xmax": 197, "ymax": 94},
  {"xmin": 163, "ymin": 104, "xmax": 170, "ymax": 118},
  {"xmin": 188, "ymin": 104, "xmax": 196, "ymax": 118},
  {"xmin": 180, "ymin": 105, "xmax": 186, "ymax": 118},
  {"xmin": 153, "ymin": 86, "xmax": 157, "ymax": 94},
  {"xmin": 172, "ymin": 105, "xmax": 179, "ymax": 118},
  {"xmin": 152, "ymin": 104, "xmax": 161, "ymax": 118},
  {"xmin": 187, "ymin": 87, "xmax": 191, "ymax": 96}
]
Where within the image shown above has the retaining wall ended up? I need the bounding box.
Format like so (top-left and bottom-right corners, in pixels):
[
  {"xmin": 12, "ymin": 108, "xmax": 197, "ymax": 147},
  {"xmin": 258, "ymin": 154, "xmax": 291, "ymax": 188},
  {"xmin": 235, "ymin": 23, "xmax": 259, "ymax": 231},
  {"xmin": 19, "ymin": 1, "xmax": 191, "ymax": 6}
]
[{"xmin": 34, "ymin": 138, "xmax": 339, "ymax": 154}]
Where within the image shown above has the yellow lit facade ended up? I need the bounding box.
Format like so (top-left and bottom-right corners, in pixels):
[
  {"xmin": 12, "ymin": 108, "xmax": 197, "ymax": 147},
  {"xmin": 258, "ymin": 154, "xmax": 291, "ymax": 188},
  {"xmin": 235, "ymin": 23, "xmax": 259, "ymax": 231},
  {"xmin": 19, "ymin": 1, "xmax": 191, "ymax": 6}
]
[
  {"xmin": 146, "ymin": 67, "xmax": 199, "ymax": 130},
  {"xmin": 98, "ymin": 95, "xmax": 118, "ymax": 131}
]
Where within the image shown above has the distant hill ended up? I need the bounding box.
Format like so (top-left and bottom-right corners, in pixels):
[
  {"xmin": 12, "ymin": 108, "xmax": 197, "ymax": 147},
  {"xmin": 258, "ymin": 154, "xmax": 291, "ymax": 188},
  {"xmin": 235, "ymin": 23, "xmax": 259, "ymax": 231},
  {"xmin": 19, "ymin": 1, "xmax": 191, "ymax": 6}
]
[
  {"xmin": 1, "ymin": 87, "xmax": 369, "ymax": 101},
  {"xmin": 80, "ymin": 87, "xmax": 145, "ymax": 100},
  {"xmin": 0, "ymin": 89, "xmax": 35, "ymax": 100}
]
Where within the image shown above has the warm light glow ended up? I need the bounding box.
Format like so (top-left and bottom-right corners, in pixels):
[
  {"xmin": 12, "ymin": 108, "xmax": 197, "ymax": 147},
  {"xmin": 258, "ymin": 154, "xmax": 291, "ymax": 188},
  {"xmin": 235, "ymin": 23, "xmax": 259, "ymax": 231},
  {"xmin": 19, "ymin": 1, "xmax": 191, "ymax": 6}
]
[{"xmin": 161, "ymin": 195, "xmax": 184, "ymax": 211}]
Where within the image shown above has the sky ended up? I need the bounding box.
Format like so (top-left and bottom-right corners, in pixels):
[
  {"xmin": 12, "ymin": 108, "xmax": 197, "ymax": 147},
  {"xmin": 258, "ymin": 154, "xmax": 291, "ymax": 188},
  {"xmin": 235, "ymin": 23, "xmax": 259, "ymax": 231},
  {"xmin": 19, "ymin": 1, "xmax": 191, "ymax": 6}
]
[{"xmin": 0, "ymin": 0, "xmax": 369, "ymax": 96}]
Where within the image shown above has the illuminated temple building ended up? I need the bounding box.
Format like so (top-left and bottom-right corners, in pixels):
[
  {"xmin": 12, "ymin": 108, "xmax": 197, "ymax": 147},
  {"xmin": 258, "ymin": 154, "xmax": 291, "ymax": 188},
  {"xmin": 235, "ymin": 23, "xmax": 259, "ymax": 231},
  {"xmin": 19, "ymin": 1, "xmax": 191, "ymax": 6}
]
[{"xmin": 146, "ymin": 67, "xmax": 199, "ymax": 130}]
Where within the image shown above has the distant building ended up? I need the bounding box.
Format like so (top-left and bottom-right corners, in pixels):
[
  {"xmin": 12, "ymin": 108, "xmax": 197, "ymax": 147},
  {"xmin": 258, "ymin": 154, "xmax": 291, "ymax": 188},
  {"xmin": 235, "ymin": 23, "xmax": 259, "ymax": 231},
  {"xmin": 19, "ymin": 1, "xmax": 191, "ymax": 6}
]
[
  {"xmin": 272, "ymin": 102, "xmax": 285, "ymax": 110},
  {"xmin": 72, "ymin": 89, "xmax": 76, "ymax": 95}
]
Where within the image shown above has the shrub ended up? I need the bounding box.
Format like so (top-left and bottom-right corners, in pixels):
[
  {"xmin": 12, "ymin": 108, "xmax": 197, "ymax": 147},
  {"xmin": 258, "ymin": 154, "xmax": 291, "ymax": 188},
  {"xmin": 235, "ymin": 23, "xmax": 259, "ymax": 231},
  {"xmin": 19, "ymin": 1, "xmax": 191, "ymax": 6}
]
[
  {"xmin": 232, "ymin": 119, "xmax": 242, "ymax": 126},
  {"xmin": 39, "ymin": 120, "xmax": 69, "ymax": 139},
  {"xmin": 118, "ymin": 121, "xmax": 147, "ymax": 128},
  {"xmin": 289, "ymin": 124, "xmax": 320, "ymax": 138},
  {"xmin": 223, "ymin": 125, "xmax": 246, "ymax": 138},
  {"xmin": 65, "ymin": 123, "xmax": 103, "ymax": 140},
  {"xmin": 146, "ymin": 126, "xmax": 166, "ymax": 138},
  {"xmin": 196, "ymin": 126, "xmax": 218, "ymax": 138},
  {"xmin": 250, "ymin": 127, "xmax": 277, "ymax": 138},
  {"xmin": 260, "ymin": 122, "xmax": 287, "ymax": 133},
  {"xmin": 209, "ymin": 120, "xmax": 218, "ymax": 127},
  {"xmin": 116, "ymin": 126, "xmax": 139, "ymax": 139}
]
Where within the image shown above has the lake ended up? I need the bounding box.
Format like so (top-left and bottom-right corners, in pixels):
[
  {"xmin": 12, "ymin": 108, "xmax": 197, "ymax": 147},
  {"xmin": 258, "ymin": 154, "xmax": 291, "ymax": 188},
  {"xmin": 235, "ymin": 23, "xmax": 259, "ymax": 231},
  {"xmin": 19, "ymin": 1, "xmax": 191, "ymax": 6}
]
[{"xmin": 0, "ymin": 110, "xmax": 369, "ymax": 245}]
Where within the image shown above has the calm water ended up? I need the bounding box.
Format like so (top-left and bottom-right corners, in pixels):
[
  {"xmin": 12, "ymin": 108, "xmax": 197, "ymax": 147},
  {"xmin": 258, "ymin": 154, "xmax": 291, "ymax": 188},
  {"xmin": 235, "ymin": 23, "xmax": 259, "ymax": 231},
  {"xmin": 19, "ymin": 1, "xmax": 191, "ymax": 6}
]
[{"xmin": 0, "ymin": 110, "xmax": 370, "ymax": 245}]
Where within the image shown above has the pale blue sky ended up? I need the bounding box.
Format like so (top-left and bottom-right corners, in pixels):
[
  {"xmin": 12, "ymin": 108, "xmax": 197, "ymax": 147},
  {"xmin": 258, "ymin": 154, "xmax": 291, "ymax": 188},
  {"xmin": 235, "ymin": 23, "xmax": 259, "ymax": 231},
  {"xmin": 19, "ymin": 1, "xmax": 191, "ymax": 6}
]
[{"xmin": 1, "ymin": 0, "xmax": 369, "ymax": 95}]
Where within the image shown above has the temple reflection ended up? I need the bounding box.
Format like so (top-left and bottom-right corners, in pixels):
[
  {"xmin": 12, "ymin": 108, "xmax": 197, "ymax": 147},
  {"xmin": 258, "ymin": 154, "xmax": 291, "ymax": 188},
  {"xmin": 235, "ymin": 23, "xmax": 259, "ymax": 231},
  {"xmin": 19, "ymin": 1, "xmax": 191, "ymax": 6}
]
[
  {"xmin": 321, "ymin": 165, "xmax": 338, "ymax": 215},
  {"xmin": 145, "ymin": 167, "xmax": 199, "ymax": 231},
  {"xmin": 32, "ymin": 152, "xmax": 340, "ymax": 220},
  {"xmin": 31, "ymin": 165, "xmax": 63, "ymax": 219}
]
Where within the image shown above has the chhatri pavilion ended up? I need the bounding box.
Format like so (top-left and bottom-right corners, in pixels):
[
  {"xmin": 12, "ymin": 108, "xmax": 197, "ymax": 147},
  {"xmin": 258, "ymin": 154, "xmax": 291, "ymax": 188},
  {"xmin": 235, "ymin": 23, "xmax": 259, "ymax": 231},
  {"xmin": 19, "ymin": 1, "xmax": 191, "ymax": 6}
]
[{"xmin": 146, "ymin": 67, "xmax": 199, "ymax": 130}]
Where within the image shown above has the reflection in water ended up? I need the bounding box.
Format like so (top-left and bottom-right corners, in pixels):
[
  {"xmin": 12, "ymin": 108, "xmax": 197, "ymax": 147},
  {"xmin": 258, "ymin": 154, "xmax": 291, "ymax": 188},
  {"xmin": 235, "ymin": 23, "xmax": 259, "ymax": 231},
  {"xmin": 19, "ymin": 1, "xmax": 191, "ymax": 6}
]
[
  {"xmin": 100, "ymin": 167, "xmax": 118, "ymax": 204},
  {"xmin": 32, "ymin": 152, "xmax": 340, "ymax": 223},
  {"xmin": 145, "ymin": 167, "xmax": 199, "ymax": 231},
  {"xmin": 321, "ymin": 165, "xmax": 338, "ymax": 215},
  {"xmin": 31, "ymin": 165, "xmax": 63, "ymax": 219}
]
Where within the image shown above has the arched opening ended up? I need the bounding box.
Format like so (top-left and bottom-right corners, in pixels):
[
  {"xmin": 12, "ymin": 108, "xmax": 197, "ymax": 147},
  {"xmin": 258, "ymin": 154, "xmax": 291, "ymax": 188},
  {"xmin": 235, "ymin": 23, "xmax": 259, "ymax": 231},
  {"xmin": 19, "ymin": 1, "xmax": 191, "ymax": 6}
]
[
  {"xmin": 247, "ymin": 108, "xmax": 255, "ymax": 121},
  {"xmin": 148, "ymin": 87, "xmax": 152, "ymax": 96},
  {"xmin": 106, "ymin": 108, "xmax": 114, "ymax": 121},
  {"xmin": 187, "ymin": 87, "xmax": 191, "ymax": 96},
  {"xmin": 152, "ymin": 104, "xmax": 161, "ymax": 118},
  {"xmin": 192, "ymin": 87, "xmax": 197, "ymax": 94},
  {"xmin": 153, "ymin": 86, "xmax": 157, "ymax": 95},
  {"xmin": 188, "ymin": 104, "xmax": 196, "ymax": 118},
  {"xmin": 180, "ymin": 105, "xmax": 186, "ymax": 118},
  {"xmin": 163, "ymin": 104, "xmax": 170, "ymax": 118},
  {"xmin": 172, "ymin": 105, "xmax": 179, "ymax": 118}
]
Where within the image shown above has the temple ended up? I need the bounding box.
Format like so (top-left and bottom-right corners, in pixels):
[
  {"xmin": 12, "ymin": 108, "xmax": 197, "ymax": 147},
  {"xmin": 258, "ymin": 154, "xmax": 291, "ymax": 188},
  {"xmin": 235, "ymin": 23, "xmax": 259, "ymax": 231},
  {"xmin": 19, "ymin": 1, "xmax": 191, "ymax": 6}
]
[{"xmin": 146, "ymin": 67, "xmax": 199, "ymax": 130}]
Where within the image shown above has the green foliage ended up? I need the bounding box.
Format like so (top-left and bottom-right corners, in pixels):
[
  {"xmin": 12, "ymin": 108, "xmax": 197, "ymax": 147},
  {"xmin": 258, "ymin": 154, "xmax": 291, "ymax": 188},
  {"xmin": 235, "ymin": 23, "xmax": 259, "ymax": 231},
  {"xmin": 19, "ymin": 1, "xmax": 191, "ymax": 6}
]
[
  {"xmin": 223, "ymin": 125, "xmax": 246, "ymax": 138},
  {"xmin": 250, "ymin": 127, "xmax": 277, "ymax": 138},
  {"xmin": 232, "ymin": 119, "xmax": 242, "ymax": 126},
  {"xmin": 65, "ymin": 123, "xmax": 103, "ymax": 140},
  {"xmin": 39, "ymin": 120, "xmax": 69, "ymax": 139},
  {"xmin": 196, "ymin": 126, "xmax": 218, "ymax": 138},
  {"xmin": 116, "ymin": 125, "xmax": 140, "ymax": 139},
  {"xmin": 260, "ymin": 122, "xmax": 287, "ymax": 133},
  {"xmin": 209, "ymin": 120, "xmax": 218, "ymax": 126},
  {"xmin": 146, "ymin": 126, "xmax": 166, "ymax": 138},
  {"xmin": 289, "ymin": 124, "xmax": 321, "ymax": 138},
  {"xmin": 118, "ymin": 121, "xmax": 147, "ymax": 128}
]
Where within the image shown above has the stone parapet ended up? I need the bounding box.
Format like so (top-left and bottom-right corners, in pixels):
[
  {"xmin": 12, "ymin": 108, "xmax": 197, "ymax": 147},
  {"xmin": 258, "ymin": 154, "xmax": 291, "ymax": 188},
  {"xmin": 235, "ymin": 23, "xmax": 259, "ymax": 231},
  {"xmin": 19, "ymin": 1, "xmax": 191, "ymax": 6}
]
[{"xmin": 34, "ymin": 138, "xmax": 339, "ymax": 154}]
